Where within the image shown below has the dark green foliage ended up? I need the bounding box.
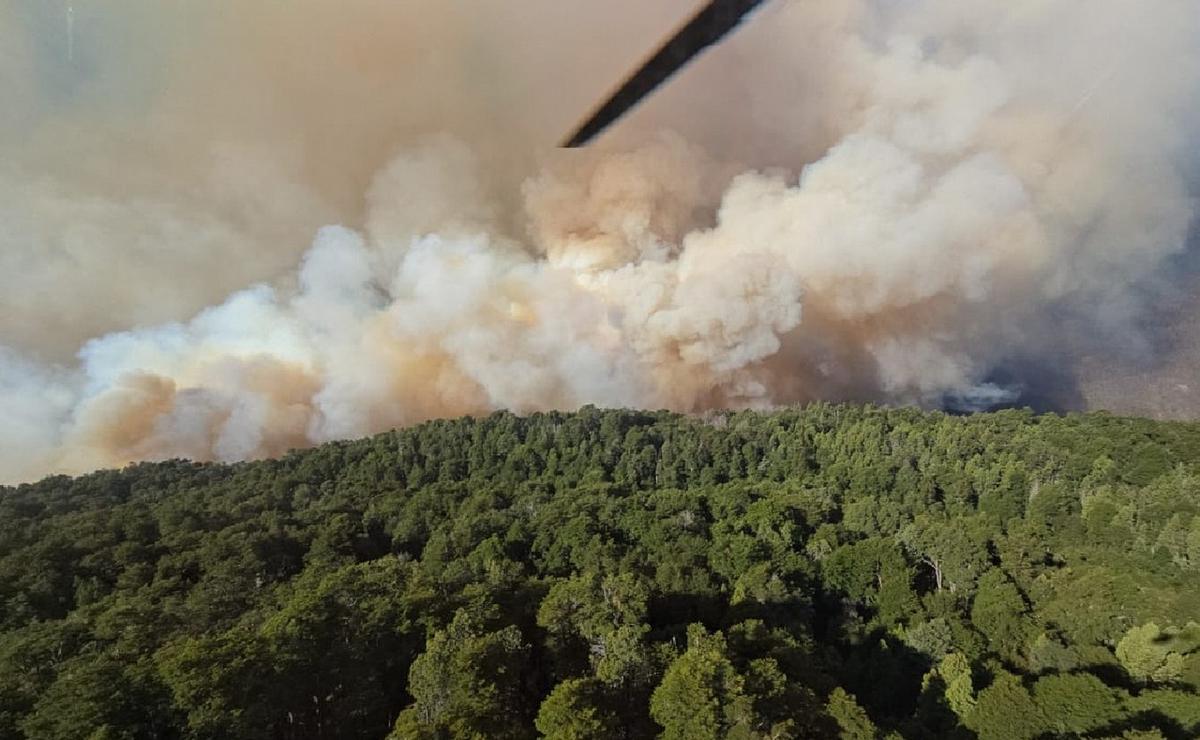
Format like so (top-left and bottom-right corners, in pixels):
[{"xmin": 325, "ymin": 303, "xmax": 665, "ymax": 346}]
[
  {"xmin": 649, "ymin": 625, "xmax": 757, "ymax": 740},
  {"xmin": 535, "ymin": 678, "xmax": 618, "ymax": 740},
  {"xmin": 966, "ymin": 671, "xmax": 1045, "ymax": 740},
  {"xmin": 970, "ymin": 571, "xmax": 1034, "ymax": 666},
  {"xmin": 826, "ymin": 687, "xmax": 879, "ymax": 739},
  {"xmin": 2, "ymin": 405, "xmax": 1200, "ymax": 738},
  {"xmin": 399, "ymin": 606, "xmax": 531, "ymax": 739},
  {"xmin": 1031, "ymin": 673, "xmax": 1124, "ymax": 735}
]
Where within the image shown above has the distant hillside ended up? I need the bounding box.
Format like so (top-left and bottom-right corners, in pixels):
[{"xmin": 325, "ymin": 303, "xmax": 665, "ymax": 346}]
[{"xmin": 2, "ymin": 405, "xmax": 1199, "ymax": 739}]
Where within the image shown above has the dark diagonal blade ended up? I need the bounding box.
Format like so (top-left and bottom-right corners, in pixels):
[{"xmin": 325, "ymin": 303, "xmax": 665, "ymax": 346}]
[{"xmin": 562, "ymin": 0, "xmax": 768, "ymax": 147}]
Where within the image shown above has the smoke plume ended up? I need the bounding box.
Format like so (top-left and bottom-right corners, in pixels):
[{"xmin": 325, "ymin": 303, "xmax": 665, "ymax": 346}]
[{"xmin": 2, "ymin": 0, "xmax": 1197, "ymax": 482}]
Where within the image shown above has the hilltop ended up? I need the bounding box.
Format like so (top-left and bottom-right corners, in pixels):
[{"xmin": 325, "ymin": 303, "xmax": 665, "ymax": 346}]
[{"xmin": 2, "ymin": 405, "xmax": 1199, "ymax": 739}]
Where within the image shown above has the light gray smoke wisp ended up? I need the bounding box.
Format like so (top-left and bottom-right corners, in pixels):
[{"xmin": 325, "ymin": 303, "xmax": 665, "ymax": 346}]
[{"xmin": 1, "ymin": 0, "xmax": 1197, "ymax": 482}]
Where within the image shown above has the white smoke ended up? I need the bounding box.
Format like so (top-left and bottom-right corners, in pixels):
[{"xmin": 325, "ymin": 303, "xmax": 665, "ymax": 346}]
[{"xmin": 1, "ymin": 0, "xmax": 1197, "ymax": 482}]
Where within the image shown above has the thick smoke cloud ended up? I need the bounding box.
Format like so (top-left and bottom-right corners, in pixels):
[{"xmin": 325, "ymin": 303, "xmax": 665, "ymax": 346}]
[{"xmin": 1, "ymin": 0, "xmax": 1197, "ymax": 482}]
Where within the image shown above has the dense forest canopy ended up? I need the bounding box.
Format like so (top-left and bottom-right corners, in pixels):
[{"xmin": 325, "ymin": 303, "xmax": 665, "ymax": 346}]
[{"xmin": 2, "ymin": 404, "xmax": 1199, "ymax": 739}]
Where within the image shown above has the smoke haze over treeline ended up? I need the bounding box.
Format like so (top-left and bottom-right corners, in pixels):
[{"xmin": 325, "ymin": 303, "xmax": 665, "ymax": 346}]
[{"xmin": 1, "ymin": 0, "xmax": 1198, "ymax": 482}]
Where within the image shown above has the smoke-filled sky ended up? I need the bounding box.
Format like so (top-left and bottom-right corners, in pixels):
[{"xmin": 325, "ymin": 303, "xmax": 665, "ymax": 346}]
[{"xmin": 1, "ymin": 0, "xmax": 1198, "ymax": 483}]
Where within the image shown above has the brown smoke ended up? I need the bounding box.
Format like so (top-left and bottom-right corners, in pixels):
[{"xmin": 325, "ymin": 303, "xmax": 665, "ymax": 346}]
[{"xmin": 1, "ymin": 0, "xmax": 1197, "ymax": 482}]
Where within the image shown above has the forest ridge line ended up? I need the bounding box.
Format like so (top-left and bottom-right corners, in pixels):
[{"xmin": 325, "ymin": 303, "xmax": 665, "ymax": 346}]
[{"xmin": 1, "ymin": 404, "xmax": 1199, "ymax": 738}]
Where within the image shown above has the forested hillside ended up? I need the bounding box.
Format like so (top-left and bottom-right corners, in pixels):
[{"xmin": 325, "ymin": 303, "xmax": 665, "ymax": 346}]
[{"xmin": 2, "ymin": 405, "xmax": 1200, "ymax": 739}]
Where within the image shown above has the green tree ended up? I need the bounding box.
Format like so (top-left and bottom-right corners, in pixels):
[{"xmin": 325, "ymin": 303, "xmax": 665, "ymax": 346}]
[
  {"xmin": 1127, "ymin": 689, "xmax": 1200, "ymax": 733},
  {"xmin": 1031, "ymin": 673, "xmax": 1124, "ymax": 735},
  {"xmin": 936, "ymin": 653, "xmax": 977, "ymax": 720},
  {"xmin": 257, "ymin": 559, "xmax": 421, "ymax": 738},
  {"xmin": 825, "ymin": 688, "xmax": 877, "ymax": 740},
  {"xmin": 823, "ymin": 538, "xmax": 919, "ymax": 626},
  {"xmin": 535, "ymin": 678, "xmax": 618, "ymax": 740},
  {"xmin": 1116, "ymin": 622, "xmax": 1200, "ymax": 685},
  {"xmin": 899, "ymin": 515, "xmax": 992, "ymax": 595},
  {"xmin": 970, "ymin": 570, "xmax": 1035, "ymax": 664},
  {"xmin": 398, "ymin": 607, "xmax": 531, "ymax": 739},
  {"xmin": 649, "ymin": 625, "xmax": 757, "ymax": 740},
  {"xmin": 967, "ymin": 671, "xmax": 1046, "ymax": 740},
  {"xmin": 22, "ymin": 654, "xmax": 173, "ymax": 740},
  {"xmin": 5, "ymin": 406, "xmax": 1200, "ymax": 738},
  {"xmin": 537, "ymin": 572, "xmax": 652, "ymax": 685},
  {"xmin": 156, "ymin": 627, "xmax": 274, "ymax": 739}
]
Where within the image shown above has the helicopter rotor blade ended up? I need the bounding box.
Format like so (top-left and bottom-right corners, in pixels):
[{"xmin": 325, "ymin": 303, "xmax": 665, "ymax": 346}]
[{"xmin": 562, "ymin": 0, "xmax": 768, "ymax": 148}]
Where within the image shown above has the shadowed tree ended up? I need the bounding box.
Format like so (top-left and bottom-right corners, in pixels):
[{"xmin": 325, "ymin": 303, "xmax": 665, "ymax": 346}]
[{"xmin": 392, "ymin": 607, "xmax": 531, "ymax": 739}]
